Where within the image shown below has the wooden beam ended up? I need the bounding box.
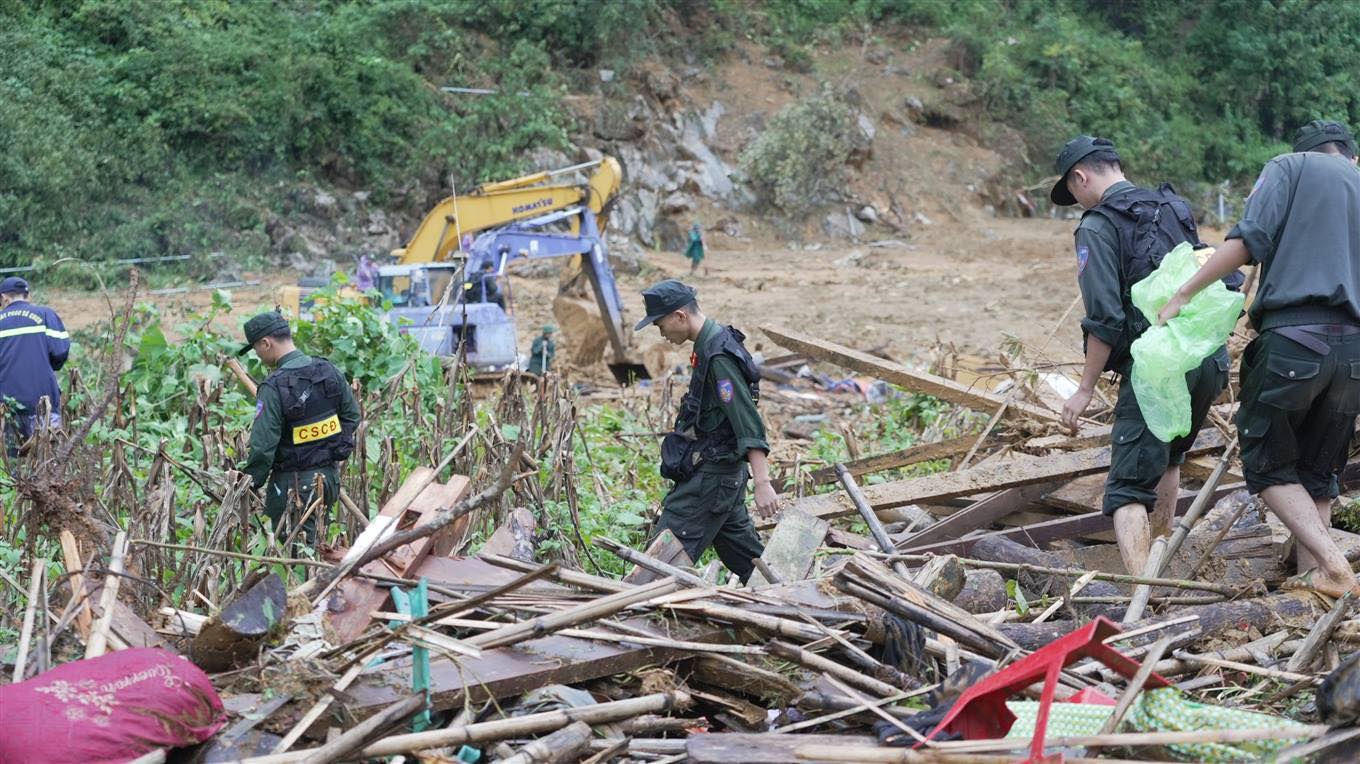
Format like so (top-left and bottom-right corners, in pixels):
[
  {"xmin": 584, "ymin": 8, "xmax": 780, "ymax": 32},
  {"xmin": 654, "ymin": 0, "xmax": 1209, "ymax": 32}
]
[
  {"xmin": 761, "ymin": 325, "xmax": 1063, "ymax": 424},
  {"xmin": 894, "ymin": 482, "xmax": 1061, "ymax": 549},
  {"xmin": 687, "ymin": 733, "xmax": 877, "ymax": 764},
  {"xmin": 762, "ymin": 429, "xmax": 1227, "ymax": 528},
  {"xmin": 898, "ymin": 481, "xmax": 1246, "ymax": 555},
  {"xmin": 804, "ymin": 435, "xmax": 978, "ymax": 484}
]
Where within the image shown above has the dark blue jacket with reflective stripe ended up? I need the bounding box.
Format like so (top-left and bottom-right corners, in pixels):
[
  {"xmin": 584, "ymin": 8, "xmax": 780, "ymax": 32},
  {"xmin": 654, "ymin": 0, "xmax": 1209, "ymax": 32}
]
[{"xmin": 0, "ymin": 300, "xmax": 70, "ymax": 412}]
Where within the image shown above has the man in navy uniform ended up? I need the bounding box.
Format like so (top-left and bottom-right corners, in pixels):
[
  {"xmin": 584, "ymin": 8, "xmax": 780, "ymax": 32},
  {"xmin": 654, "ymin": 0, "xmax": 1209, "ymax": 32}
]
[{"xmin": 0, "ymin": 276, "xmax": 70, "ymax": 454}]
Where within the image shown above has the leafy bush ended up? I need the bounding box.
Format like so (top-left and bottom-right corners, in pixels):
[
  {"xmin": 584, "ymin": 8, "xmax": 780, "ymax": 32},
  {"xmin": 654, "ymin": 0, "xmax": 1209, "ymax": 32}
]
[{"xmin": 740, "ymin": 88, "xmax": 861, "ymax": 216}]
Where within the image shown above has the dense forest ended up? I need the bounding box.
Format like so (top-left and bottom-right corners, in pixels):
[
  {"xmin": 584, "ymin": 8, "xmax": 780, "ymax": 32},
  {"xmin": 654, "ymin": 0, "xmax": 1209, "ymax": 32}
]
[{"xmin": 4, "ymin": 0, "xmax": 1360, "ymax": 268}]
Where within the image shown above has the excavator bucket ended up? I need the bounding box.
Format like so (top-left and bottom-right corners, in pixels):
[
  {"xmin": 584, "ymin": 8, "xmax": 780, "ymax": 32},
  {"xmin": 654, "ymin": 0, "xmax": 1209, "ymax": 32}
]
[{"xmin": 607, "ymin": 361, "xmax": 651, "ymax": 385}]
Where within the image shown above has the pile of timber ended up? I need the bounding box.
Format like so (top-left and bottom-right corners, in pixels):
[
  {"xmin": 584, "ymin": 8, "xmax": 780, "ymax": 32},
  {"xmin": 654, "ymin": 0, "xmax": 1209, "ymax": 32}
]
[{"xmin": 20, "ymin": 327, "xmax": 1360, "ymax": 763}]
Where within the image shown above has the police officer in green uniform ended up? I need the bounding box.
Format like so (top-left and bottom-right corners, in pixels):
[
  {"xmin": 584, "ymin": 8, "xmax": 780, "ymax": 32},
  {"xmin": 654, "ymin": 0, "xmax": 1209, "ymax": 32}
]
[
  {"xmin": 1160, "ymin": 120, "xmax": 1360, "ymax": 598},
  {"xmin": 528, "ymin": 325, "xmax": 556, "ymax": 376},
  {"xmin": 635, "ymin": 280, "xmax": 779, "ymax": 581},
  {"xmin": 237, "ymin": 311, "xmax": 362, "ymax": 546},
  {"xmin": 1051, "ymin": 136, "xmax": 1239, "ymax": 576}
]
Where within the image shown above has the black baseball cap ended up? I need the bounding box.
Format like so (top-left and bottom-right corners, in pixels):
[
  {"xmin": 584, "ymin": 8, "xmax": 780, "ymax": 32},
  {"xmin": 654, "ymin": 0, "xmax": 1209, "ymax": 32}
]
[
  {"xmin": 0, "ymin": 276, "xmax": 30, "ymax": 294},
  {"xmin": 634, "ymin": 279, "xmax": 697, "ymax": 331},
  {"xmin": 1051, "ymin": 135, "xmax": 1119, "ymax": 206},
  {"xmin": 238, "ymin": 311, "xmax": 290, "ymax": 356},
  {"xmin": 1293, "ymin": 119, "xmax": 1357, "ymax": 154}
]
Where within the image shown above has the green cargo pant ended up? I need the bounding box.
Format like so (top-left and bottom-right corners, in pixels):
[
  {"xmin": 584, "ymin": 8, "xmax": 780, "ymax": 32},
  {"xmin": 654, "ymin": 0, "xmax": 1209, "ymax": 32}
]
[
  {"xmin": 264, "ymin": 465, "xmax": 339, "ymax": 547},
  {"xmin": 654, "ymin": 463, "xmax": 764, "ymax": 582}
]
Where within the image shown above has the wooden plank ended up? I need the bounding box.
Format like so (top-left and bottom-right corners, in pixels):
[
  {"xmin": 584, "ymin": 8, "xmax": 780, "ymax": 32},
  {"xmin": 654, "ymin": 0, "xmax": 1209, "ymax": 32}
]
[
  {"xmin": 895, "ymin": 482, "xmax": 1062, "ymax": 549},
  {"xmin": 1182, "ymin": 456, "xmax": 1245, "ymax": 484},
  {"xmin": 1042, "ymin": 473, "xmax": 1108, "ymax": 513},
  {"xmin": 623, "ymin": 529, "xmax": 692, "ymax": 585},
  {"xmin": 899, "ymin": 481, "xmax": 1247, "ymax": 555},
  {"xmin": 687, "ymin": 733, "xmax": 877, "ymax": 764},
  {"xmin": 804, "ymin": 435, "xmax": 977, "ymax": 484},
  {"xmin": 762, "ymin": 429, "xmax": 1227, "ymax": 529},
  {"xmin": 748, "ymin": 509, "xmax": 828, "ymax": 586},
  {"xmin": 761, "ymin": 325, "xmax": 1063, "ymax": 424},
  {"xmin": 1021, "ymin": 426, "xmax": 1112, "ymax": 453},
  {"xmin": 325, "ymin": 471, "xmax": 472, "ymax": 642}
]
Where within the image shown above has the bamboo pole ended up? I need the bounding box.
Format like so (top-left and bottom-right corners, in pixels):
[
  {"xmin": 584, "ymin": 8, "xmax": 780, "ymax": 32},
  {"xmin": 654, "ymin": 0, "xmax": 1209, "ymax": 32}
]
[
  {"xmin": 240, "ymin": 691, "xmax": 691, "ymax": 763},
  {"xmin": 465, "ymin": 576, "xmax": 679, "ymax": 650},
  {"xmin": 768, "ymin": 641, "xmax": 900, "ymax": 698},
  {"xmin": 12, "ymin": 558, "xmax": 45, "ymax": 682},
  {"xmin": 1123, "ymin": 537, "xmax": 1167, "ymax": 623},
  {"xmin": 1154, "ymin": 437, "xmax": 1239, "ymax": 578},
  {"xmin": 1285, "ymin": 591, "xmax": 1354, "ymax": 673},
  {"xmin": 498, "ymin": 721, "xmax": 593, "ymax": 764},
  {"xmin": 85, "ymin": 531, "xmax": 128, "ymax": 659},
  {"xmin": 299, "ymin": 694, "xmax": 424, "ymax": 764},
  {"xmin": 836, "ymin": 464, "xmax": 911, "ymax": 579}
]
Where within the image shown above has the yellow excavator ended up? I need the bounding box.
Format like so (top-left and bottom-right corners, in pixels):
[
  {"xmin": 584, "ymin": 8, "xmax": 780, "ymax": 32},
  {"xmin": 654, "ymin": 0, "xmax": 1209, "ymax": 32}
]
[{"xmin": 279, "ymin": 157, "xmax": 647, "ymax": 381}]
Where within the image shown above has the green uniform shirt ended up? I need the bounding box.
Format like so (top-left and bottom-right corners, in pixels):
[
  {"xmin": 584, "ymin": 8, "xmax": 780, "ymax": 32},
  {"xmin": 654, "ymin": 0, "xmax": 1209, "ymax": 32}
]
[
  {"xmin": 1074, "ymin": 180, "xmax": 1137, "ymax": 370},
  {"xmin": 242, "ymin": 350, "xmax": 362, "ymax": 488},
  {"xmin": 693, "ymin": 319, "xmax": 768, "ymax": 467},
  {"xmin": 1227, "ymin": 152, "xmax": 1360, "ymax": 330},
  {"xmin": 529, "ymin": 335, "xmax": 556, "ymax": 375}
]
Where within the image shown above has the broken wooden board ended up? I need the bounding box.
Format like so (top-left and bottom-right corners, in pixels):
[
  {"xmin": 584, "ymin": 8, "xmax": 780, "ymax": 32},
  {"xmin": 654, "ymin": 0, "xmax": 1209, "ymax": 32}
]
[
  {"xmin": 761, "ymin": 325, "xmax": 1063, "ymax": 425},
  {"xmin": 898, "ymin": 481, "xmax": 1247, "ymax": 555},
  {"xmin": 324, "ymin": 469, "xmax": 472, "ymax": 642},
  {"xmin": 895, "ymin": 482, "xmax": 1062, "ymax": 550},
  {"xmin": 1041, "ymin": 474, "xmax": 1108, "ymax": 514},
  {"xmin": 1021, "ymin": 426, "xmax": 1112, "ymax": 453},
  {"xmin": 623, "ymin": 529, "xmax": 693, "ymax": 585},
  {"xmin": 804, "ymin": 434, "xmax": 978, "ymax": 484},
  {"xmin": 763, "ymin": 429, "xmax": 1228, "ymax": 529},
  {"xmin": 687, "ymin": 733, "xmax": 877, "ymax": 763},
  {"xmin": 85, "ymin": 581, "xmax": 168, "ymax": 650},
  {"xmin": 748, "ymin": 509, "xmax": 828, "ymax": 586}
]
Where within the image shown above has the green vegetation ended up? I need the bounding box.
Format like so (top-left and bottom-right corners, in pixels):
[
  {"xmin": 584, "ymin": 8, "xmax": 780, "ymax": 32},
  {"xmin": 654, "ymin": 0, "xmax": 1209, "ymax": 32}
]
[
  {"xmin": 740, "ymin": 89, "xmax": 862, "ymax": 215},
  {"xmin": 7, "ymin": 0, "xmax": 1358, "ymax": 268}
]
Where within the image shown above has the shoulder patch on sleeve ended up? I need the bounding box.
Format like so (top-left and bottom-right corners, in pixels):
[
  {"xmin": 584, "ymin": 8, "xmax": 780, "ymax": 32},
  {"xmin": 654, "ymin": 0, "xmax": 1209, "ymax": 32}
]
[
  {"xmin": 717, "ymin": 378, "xmax": 734, "ymax": 404},
  {"xmin": 255, "ymin": 399, "xmax": 264, "ymax": 418},
  {"xmin": 1076, "ymin": 245, "xmax": 1090, "ymax": 275}
]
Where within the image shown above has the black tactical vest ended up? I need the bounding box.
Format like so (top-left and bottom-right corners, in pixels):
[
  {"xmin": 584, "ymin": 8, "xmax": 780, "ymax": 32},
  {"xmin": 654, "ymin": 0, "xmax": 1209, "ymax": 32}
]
[
  {"xmin": 261, "ymin": 357, "xmax": 355, "ymax": 471},
  {"xmin": 659, "ymin": 326, "xmax": 761, "ymax": 481},
  {"xmin": 1089, "ymin": 184, "xmax": 1243, "ymax": 371}
]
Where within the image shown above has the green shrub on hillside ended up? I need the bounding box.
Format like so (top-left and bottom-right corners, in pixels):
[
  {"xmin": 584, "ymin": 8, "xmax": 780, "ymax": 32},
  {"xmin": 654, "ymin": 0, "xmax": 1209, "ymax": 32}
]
[{"xmin": 740, "ymin": 89, "xmax": 860, "ymax": 216}]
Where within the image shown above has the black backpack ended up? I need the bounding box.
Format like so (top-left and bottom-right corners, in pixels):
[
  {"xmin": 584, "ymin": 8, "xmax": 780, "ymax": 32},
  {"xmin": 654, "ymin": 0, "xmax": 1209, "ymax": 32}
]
[{"xmin": 1090, "ymin": 184, "xmax": 1243, "ymax": 370}]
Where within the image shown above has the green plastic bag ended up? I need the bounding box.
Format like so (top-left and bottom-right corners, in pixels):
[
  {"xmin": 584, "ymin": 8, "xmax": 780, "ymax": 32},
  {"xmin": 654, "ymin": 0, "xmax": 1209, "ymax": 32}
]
[{"xmin": 1129, "ymin": 243, "xmax": 1244, "ymax": 441}]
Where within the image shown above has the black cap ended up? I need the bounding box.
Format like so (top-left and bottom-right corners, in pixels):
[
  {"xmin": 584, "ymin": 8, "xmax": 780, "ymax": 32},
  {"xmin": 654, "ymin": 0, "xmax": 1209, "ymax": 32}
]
[
  {"xmin": 1293, "ymin": 119, "xmax": 1356, "ymax": 154},
  {"xmin": 634, "ymin": 279, "xmax": 697, "ymax": 331},
  {"xmin": 1050, "ymin": 135, "xmax": 1119, "ymax": 206},
  {"xmin": 0, "ymin": 276, "xmax": 30, "ymax": 294},
  {"xmin": 238, "ymin": 311, "xmax": 290, "ymax": 356}
]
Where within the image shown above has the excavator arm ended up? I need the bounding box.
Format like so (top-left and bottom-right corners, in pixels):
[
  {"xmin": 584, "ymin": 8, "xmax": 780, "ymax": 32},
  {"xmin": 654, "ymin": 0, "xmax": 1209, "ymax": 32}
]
[{"xmin": 392, "ymin": 157, "xmax": 623, "ymax": 265}]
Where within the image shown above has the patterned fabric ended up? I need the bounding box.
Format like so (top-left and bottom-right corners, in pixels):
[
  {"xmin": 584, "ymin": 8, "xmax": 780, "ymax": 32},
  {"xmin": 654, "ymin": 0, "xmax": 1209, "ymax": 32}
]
[{"xmin": 1003, "ymin": 688, "xmax": 1311, "ymax": 762}]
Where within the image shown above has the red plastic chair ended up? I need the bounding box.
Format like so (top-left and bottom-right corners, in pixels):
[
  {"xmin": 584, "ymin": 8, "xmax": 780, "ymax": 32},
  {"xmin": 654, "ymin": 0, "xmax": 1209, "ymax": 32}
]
[{"xmin": 917, "ymin": 616, "xmax": 1171, "ymax": 763}]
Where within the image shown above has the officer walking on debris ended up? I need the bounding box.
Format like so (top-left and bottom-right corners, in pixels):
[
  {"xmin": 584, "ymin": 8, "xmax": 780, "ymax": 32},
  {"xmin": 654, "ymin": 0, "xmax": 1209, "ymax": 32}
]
[
  {"xmin": 635, "ymin": 279, "xmax": 778, "ymax": 582},
  {"xmin": 1159, "ymin": 119, "xmax": 1360, "ymax": 598},
  {"xmin": 1051, "ymin": 136, "xmax": 1241, "ymax": 577},
  {"xmin": 0, "ymin": 276, "xmax": 70, "ymax": 454},
  {"xmin": 237, "ymin": 311, "xmax": 361, "ymax": 546}
]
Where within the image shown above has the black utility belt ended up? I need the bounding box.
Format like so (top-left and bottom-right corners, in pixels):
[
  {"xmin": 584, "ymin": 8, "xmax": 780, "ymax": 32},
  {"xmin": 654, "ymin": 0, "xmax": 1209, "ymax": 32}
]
[{"xmin": 1269, "ymin": 324, "xmax": 1360, "ymax": 356}]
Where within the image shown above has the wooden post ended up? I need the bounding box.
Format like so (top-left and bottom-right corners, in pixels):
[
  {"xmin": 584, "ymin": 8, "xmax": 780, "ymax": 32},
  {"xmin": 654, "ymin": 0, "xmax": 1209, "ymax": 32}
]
[
  {"xmin": 59, "ymin": 530, "xmax": 93, "ymax": 639},
  {"xmin": 85, "ymin": 532, "xmax": 128, "ymax": 659},
  {"xmin": 12, "ymin": 558, "xmax": 45, "ymax": 683}
]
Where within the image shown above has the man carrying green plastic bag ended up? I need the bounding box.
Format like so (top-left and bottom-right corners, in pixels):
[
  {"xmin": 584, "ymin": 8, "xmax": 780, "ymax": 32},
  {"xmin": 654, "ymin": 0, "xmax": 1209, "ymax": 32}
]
[
  {"xmin": 1130, "ymin": 243, "xmax": 1245, "ymax": 441},
  {"xmin": 1050, "ymin": 135, "xmax": 1244, "ymax": 578}
]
